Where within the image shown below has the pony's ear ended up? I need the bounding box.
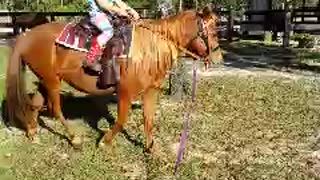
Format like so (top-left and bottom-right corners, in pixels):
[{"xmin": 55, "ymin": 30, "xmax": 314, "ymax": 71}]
[
  {"xmin": 196, "ymin": 11, "xmax": 203, "ymax": 18},
  {"xmin": 197, "ymin": 5, "xmax": 212, "ymax": 18},
  {"xmin": 202, "ymin": 5, "xmax": 212, "ymax": 17}
]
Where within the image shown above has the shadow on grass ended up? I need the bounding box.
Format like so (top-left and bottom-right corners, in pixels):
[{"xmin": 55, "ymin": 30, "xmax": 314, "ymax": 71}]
[
  {"xmin": 59, "ymin": 92, "xmax": 118, "ymax": 132},
  {"xmin": 0, "ymin": 90, "xmax": 144, "ymax": 149},
  {"xmin": 51, "ymin": 92, "xmax": 143, "ymax": 148},
  {"xmin": 220, "ymin": 40, "xmax": 320, "ymax": 74}
]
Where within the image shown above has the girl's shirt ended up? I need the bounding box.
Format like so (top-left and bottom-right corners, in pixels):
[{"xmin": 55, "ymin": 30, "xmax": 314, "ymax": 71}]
[{"xmin": 88, "ymin": 0, "xmax": 114, "ymax": 16}]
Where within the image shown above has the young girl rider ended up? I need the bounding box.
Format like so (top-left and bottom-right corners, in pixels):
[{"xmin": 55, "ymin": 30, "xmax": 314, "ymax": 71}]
[{"xmin": 86, "ymin": 0, "xmax": 140, "ymax": 71}]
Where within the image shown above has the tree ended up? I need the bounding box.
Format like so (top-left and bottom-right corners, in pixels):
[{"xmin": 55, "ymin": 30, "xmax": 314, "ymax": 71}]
[
  {"xmin": 271, "ymin": 0, "xmax": 318, "ymax": 9},
  {"xmin": 1, "ymin": 0, "xmax": 87, "ymax": 11}
]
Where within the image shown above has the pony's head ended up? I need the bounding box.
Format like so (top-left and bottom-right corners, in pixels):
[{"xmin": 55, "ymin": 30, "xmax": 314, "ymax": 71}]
[
  {"xmin": 185, "ymin": 6, "xmax": 223, "ymax": 66},
  {"xmin": 128, "ymin": 7, "xmax": 223, "ymax": 74}
]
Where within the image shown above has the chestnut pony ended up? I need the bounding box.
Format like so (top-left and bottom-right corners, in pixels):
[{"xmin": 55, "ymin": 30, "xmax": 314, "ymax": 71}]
[{"xmin": 5, "ymin": 7, "xmax": 222, "ymax": 152}]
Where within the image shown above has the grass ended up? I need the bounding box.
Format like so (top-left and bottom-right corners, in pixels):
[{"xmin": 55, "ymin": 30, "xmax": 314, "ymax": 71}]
[
  {"xmin": 222, "ymin": 40, "xmax": 320, "ymax": 64},
  {"xmin": 219, "ymin": 40, "xmax": 320, "ymax": 74},
  {"xmin": 0, "ymin": 76, "xmax": 318, "ymax": 179},
  {"xmin": 0, "ymin": 42, "xmax": 320, "ymax": 179},
  {"xmin": 297, "ymin": 49, "xmax": 320, "ymax": 65},
  {"xmin": 0, "ymin": 46, "xmax": 10, "ymax": 102}
]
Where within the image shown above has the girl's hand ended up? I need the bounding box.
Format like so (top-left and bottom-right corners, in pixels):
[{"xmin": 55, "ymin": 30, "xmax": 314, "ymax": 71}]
[
  {"xmin": 126, "ymin": 9, "xmax": 140, "ymax": 21},
  {"xmin": 131, "ymin": 11, "xmax": 140, "ymax": 20},
  {"xmin": 117, "ymin": 10, "xmax": 130, "ymax": 17}
]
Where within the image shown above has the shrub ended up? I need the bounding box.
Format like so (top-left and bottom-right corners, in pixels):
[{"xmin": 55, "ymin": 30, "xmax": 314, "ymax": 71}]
[{"xmin": 292, "ymin": 33, "xmax": 316, "ymax": 48}]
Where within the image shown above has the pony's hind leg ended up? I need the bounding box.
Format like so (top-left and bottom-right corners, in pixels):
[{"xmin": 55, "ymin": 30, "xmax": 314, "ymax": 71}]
[
  {"xmin": 45, "ymin": 81, "xmax": 82, "ymax": 148},
  {"xmin": 26, "ymin": 91, "xmax": 45, "ymax": 141}
]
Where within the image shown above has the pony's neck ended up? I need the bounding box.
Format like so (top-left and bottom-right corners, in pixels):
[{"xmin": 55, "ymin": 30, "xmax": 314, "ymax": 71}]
[{"xmin": 143, "ymin": 10, "xmax": 198, "ymax": 47}]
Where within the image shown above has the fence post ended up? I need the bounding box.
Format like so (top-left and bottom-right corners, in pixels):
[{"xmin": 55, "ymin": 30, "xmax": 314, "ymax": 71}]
[
  {"xmin": 12, "ymin": 14, "xmax": 19, "ymax": 35},
  {"xmin": 318, "ymin": 3, "xmax": 320, "ymax": 23},
  {"xmin": 283, "ymin": 0, "xmax": 291, "ymax": 48},
  {"xmin": 142, "ymin": 9, "xmax": 147, "ymax": 18},
  {"xmin": 302, "ymin": 0, "xmax": 305, "ymax": 23},
  {"xmin": 227, "ymin": 9, "xmax": 234, "ymax": 42},
  {"xmin": 50, "ymin": 14, "xmax": 55, "ymax": 22}
]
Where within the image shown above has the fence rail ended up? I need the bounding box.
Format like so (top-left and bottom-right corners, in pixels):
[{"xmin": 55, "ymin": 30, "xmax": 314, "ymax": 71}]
[
  {"xmin": 0, "ymin": 7, "xmax": 319, "ymax": 42},
  {"xmin": 0, "ymin": 9, "xmax": 237, "ymax": 42},
  {"xmin": 242, "ymin": 8, "xmax": 320, "ymax": 34},
  {"xmin": 0, "ymin": 9, "xmax": 158, "ymax": 35}
]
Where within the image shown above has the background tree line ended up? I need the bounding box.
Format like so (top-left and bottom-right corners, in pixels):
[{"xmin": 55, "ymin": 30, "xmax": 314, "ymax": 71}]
[{"xmin": 0, "ymin": 0, "xmax": 317, "ymax": 12}]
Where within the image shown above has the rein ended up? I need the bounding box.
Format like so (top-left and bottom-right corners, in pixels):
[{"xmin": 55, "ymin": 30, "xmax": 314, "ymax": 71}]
[
  {"xmin": 134, "ymin": 21, "xmax": 204, "ymax": 62},
  {"xmin": 174, "ymin": 60, "xmax": 197, "ymax": 176}
]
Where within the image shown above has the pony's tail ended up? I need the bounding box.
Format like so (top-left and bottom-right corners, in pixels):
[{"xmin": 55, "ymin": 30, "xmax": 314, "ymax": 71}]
[{"xmin": 5, "ymin": 38, "xmax": 31, "ymax": 127}]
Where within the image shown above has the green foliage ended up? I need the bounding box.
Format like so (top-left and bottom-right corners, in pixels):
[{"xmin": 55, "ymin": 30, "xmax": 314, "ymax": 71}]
[
  {"xmin": 0, "ymin": 0, "xmax": 249, "ymax": 12},
  {"xmin": 264, "ymin": 31, "xmax": 273, "ymax": 45},
  {"xmin": 0, "ymin": 47, "xmax": 9, "ymax": 102},
  {"xmin": 212, "ymin": 0, "xmax": 246, "ymax": 10},
  {"xmin": 126, "ymin": 0, "xmax": 156, "ymax": 8},
  {"xmin": 271, "ymin": 0, "xmax": 317, "ymax": 9},
  {"xmin": 0, "ymin": 0, "xmax": 314, "ymax": 12},
  {"xmin": 179, "ymin": 0, "xmax": 247, "ymax": 10},
  {"xmin": 292, "ymin": 33, "xmax": 316, "ymax": 48},
  {"xmin": 2, "ymin": 0, "xmax": 88, "ymax": 12}
]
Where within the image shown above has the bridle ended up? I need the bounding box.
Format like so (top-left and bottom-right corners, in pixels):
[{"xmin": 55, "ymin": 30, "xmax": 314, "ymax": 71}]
[
  {"xmin": 132, "ymin": 12, "xmax": 224, "ymax": 68},
  {"xmin": 188, "ymin": 14, "xmax": 224, "ymax": 66}
]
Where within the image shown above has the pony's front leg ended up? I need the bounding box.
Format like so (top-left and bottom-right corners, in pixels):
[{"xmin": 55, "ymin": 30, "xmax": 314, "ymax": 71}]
[
  {"xmin": 143, "ymin": 88, "xmax": 157, "ymax": 153},
  {"xmin": 99, "ymin": 82, "xmax": 130, "ymax": 147}
]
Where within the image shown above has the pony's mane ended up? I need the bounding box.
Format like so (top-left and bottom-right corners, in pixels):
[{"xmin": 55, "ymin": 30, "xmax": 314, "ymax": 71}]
[
  {"xmin": 128, "ymin": 10, "xmax": 198, "ymax": 79},
  {"xmin": 140, "ymin": 10, "xmax": 198, "ymax": 45}
]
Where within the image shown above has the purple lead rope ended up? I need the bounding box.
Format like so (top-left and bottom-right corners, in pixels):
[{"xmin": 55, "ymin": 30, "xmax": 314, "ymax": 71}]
[
  {"xmin": 174, "ymin": 61, "xmax": 197, "ymax": 175},
  {"xmin": 191, "ymin": 61, "xmax": 197, "ymax": 103}
]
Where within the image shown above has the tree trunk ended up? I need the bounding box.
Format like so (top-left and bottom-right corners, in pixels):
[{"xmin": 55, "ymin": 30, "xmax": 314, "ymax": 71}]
[
  {"xmin": 195, "ymin": 0, "xmax": 198, "ymax": 10},
  {"xmin": 179, "ymin": 0, "xmax": 183, "ymax": 11},
  {"xmin": 283, "ymin": 0, "xmax": 291, "ymax": 48},
  {"xmin": 168, "ymin": 59, "xmax": 191, "ymax": 101}
]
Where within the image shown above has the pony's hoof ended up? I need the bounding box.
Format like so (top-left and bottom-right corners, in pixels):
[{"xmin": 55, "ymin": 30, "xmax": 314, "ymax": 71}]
[
  {"xmin": 144, "ymin": 140, "xmax": 155, "ymax": 154},
  {"xmin": 98, "ymin": 139, "xmax": 112, "ymax": 149},
  {"xmin": 98, "ymin": 140, "xmax": 106, "ymax": 149},
  {"xmin": 98, "ymin": 131, "xmax": 113, "ymax": 150},
  {"xmin": 98, "ymin": 139, "xmax": 115, "ymax": 154},
  {"xmin": 26, "ymin": 128, "xmax": 38, "ymax": 142},
  {"xmin": 71, "ymin": 136, "xmax": 83, "ymax": 150},
  {"xmin": 31, "ymin": 136, "xmax": 41, "ymax": 144}
]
